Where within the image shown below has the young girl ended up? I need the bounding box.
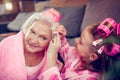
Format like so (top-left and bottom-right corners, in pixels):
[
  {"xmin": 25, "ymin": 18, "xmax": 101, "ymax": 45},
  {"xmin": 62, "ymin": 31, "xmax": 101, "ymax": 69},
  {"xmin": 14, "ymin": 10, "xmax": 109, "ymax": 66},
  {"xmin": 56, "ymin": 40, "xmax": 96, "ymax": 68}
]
[{"xmin": 42, "ymin": 18, "xmax": 120, "ymax": 80}]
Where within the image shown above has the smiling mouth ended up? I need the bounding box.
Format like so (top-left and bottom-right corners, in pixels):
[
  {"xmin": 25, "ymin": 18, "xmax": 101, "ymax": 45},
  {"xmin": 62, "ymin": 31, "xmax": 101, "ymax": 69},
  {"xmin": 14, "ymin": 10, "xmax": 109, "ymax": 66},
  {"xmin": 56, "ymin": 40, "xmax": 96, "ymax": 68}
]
[{"xmin": 29, "ymin": 43, "xmax": 39, "ymax": 48}]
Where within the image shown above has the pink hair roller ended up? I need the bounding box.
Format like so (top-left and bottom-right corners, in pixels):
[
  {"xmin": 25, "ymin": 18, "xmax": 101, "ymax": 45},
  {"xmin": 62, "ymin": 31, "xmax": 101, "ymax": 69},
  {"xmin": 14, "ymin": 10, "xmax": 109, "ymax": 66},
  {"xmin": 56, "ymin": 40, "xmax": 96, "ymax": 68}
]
[
  {"xmin": 97, "ymin": 18, "xmax": 117, "ymax": 37},
  {"xmin": 117, "ymin": 23, "xmax": 120, "ymax": 35},
  {"xmin": 104, "ymin": 43, "xmax": 120, "ymax": 56},
  {"xmin": 44, "ymin": 8, "xmax": 61, "ymax": 22}
]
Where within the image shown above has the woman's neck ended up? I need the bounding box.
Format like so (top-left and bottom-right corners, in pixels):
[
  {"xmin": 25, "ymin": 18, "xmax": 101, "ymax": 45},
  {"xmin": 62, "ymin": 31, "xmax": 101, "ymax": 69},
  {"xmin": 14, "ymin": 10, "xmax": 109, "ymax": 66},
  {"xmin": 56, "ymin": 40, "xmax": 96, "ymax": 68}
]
[{"xmin": 24, "ymin": 51, "xmax": 45, "ymax": 67}]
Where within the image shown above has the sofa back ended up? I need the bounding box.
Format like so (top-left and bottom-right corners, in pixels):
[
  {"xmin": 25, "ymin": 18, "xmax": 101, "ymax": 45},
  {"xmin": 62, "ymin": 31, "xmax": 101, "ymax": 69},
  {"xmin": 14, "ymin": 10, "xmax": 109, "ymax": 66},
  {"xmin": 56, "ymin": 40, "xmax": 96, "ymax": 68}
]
[{"xmin": 81, "ymin": 0, "xmax": 120, "ymax": 32}]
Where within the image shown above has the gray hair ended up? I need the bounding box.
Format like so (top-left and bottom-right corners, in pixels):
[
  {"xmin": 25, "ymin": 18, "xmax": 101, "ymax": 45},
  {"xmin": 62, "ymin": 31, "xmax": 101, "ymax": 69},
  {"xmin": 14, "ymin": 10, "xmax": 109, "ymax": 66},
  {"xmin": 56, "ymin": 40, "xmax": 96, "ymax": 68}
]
[{"xmin": 21, "ymin": 11, "xmax": 60, "ymax": 34}]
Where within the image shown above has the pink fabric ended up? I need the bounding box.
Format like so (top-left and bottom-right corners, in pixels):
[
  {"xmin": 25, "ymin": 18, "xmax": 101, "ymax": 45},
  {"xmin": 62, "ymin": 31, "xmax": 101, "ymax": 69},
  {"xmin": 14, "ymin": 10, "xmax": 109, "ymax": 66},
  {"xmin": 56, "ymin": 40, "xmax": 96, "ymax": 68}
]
[
  {"xmin": 0, "ymin": 31, "xmax": 27, "ymax": 80},
  {"xmin": 38, "ymin": 66, "xmax": 62, "ymax": 80}
]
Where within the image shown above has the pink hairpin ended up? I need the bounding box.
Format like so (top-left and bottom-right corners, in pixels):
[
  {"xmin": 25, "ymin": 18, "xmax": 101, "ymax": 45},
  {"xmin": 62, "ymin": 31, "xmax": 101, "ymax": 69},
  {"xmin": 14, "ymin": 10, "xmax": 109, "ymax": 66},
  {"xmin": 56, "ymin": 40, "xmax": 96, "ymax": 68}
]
[
  {"xmin": 104, "ymin": 43, "xmax": 120, "ymax": 56},
  {"xmin": 97, "ymin": 18, "xmax": 117, "ymax": 37},
  {"xmin": 117, "ymin": 23, "xmax": 120, "ymax": 35},
  {"xmin": 97, "ymin": 46, "xmax": 105, "ymax": 54},
  {"xmin": 92, "ymin": 39, "xmax": 104, "ymax": 54},
  {"xmin": 92, "ymin": 39, "xmax": 103, "ymax": 46}
]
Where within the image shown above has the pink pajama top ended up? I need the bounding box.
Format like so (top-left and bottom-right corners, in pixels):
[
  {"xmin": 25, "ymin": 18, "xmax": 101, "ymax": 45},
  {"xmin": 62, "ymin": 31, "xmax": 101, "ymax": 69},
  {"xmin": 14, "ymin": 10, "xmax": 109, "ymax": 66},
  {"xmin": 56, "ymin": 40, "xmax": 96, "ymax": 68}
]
[{"xmin": 0, "ymin": 31, "xmax": 100, "ymax": 80}]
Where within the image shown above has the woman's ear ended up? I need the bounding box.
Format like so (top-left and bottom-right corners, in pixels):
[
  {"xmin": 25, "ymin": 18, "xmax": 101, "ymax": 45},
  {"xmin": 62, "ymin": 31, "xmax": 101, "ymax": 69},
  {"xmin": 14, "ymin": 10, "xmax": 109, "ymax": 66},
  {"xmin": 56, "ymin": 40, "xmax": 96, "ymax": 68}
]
[{"xmin": 90, "ymin": 53, "xmax": 98, "ymax": 61}]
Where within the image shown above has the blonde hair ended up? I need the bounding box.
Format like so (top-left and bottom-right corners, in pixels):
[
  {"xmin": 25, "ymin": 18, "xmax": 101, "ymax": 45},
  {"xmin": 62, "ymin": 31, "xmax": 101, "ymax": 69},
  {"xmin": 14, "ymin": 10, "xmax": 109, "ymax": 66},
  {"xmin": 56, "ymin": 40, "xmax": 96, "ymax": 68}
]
[{"xmin": 21, "ymin": 11, "xmax": 60, "ymax": 34}]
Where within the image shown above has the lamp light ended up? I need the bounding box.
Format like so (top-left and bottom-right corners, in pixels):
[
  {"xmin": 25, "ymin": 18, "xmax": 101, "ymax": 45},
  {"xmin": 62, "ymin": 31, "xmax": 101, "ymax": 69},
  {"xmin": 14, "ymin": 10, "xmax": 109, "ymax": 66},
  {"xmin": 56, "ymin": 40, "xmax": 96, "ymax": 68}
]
[
  {"xmin": 4, "ymin": 0, "xmax": 13, "ymax": 14},
  {"xmin": 5, "ymin": 2, "xmax": 13, "ymax": 11}
]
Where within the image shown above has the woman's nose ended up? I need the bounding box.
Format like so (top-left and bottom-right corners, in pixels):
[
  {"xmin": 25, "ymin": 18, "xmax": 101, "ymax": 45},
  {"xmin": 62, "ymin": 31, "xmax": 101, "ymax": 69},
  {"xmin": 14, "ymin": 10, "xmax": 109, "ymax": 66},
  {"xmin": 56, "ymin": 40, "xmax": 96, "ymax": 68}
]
[{"xmin": 31, "ymin": 35, "xmax": 39, "ymax": 43}]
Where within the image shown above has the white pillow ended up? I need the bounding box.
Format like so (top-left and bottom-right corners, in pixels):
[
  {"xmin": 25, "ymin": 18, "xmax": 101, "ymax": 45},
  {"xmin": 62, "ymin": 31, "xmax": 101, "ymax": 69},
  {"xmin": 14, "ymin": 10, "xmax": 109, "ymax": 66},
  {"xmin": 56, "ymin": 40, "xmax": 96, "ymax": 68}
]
[{"xmin": 7, "ymin": 12, "xmax": 34, "ymax": 31}]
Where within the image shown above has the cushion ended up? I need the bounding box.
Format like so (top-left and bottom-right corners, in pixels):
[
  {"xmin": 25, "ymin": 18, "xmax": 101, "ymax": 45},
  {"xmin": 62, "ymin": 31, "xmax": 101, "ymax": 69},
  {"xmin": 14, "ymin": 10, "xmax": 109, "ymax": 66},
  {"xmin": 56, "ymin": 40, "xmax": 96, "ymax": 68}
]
[
  {"xmin": 7, "ymin": 12, "xmax": 34, "ymax": 31},
  {"xmin": 44, "ymin": 5, "xmax": 86, "ymax": 38},
  {"xmin": 81, "ymin": 0, "xmax": 120, "ymax": 32},
  {"xmin": 67, "ymin": 38, "xmax": 76, "ymax": 46}
]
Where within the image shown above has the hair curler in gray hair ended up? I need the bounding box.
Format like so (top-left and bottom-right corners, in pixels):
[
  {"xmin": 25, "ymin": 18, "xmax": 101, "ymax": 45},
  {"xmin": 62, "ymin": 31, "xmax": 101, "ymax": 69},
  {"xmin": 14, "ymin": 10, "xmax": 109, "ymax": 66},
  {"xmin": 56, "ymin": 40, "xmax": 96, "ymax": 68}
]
[{"xmin": 21, "ymin": 8, "xmax": 61, "ymax": 34}]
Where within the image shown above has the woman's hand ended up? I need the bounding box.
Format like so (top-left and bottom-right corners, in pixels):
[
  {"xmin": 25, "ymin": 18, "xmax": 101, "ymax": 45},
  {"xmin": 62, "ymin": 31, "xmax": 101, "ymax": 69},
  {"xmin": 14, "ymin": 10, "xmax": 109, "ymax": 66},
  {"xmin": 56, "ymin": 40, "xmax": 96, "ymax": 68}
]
[
  {"xmin": 47, "ymin": 33, "xmax": 61, "ymax": 55},
  {"xmin": 46, "ymin": 34, "xmax": 61, "ymax": 69}
]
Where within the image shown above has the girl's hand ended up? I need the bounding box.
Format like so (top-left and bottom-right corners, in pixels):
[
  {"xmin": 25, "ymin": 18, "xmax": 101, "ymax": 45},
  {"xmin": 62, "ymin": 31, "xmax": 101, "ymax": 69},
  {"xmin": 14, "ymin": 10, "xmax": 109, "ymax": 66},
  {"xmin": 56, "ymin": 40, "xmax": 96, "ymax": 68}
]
[{"xmin": 56, "ymin": 25, "xmax": 67, "ymax": 39}]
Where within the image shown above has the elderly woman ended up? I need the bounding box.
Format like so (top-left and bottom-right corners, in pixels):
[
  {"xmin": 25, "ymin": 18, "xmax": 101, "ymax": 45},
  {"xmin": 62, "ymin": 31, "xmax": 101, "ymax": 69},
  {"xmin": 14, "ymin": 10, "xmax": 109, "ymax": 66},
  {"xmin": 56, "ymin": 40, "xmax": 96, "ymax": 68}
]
[{"xmin": 0, "ymin": 8, "xmax": 66, "ymax": 80}]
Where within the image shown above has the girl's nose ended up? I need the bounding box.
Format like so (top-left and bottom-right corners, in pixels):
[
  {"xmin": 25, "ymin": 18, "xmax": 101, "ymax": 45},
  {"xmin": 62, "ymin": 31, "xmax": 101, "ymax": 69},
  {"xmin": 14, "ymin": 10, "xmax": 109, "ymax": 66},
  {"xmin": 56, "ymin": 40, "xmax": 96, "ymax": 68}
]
[{"xmin": 75, "ymin": 38, "xmax": 80, "ymax": 44}]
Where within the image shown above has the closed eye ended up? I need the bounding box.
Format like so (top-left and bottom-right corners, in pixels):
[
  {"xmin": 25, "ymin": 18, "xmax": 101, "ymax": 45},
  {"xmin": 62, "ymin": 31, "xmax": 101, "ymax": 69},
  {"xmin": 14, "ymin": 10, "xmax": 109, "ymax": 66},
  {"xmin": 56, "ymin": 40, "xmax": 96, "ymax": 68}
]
[
  {"xmin": 31, "ymin": 29, "xmax": 35, "ymax": 34},
  {"xmin": 79, "ymin": 38, "xmax": 82, "ymax": 45}
]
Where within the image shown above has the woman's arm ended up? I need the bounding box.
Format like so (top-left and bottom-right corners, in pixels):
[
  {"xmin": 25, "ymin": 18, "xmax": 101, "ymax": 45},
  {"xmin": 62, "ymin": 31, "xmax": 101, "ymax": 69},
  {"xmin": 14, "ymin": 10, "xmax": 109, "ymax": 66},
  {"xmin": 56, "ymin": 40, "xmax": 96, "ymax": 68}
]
[{"xmin": 38, "ymin": 33, "xmax": 63, "ymax": 80}]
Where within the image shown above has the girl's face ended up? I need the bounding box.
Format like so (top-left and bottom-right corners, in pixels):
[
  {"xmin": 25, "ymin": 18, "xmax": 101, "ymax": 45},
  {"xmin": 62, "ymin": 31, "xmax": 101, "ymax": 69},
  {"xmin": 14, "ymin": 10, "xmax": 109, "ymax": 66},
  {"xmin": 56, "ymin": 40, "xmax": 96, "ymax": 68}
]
[
  {"xmin": 24, "ymin": 20, "xmax": 52, "ymax": 53},
  {"xmin": 75, "ymin": 27, "xmax": 96, "ymax": 64}
]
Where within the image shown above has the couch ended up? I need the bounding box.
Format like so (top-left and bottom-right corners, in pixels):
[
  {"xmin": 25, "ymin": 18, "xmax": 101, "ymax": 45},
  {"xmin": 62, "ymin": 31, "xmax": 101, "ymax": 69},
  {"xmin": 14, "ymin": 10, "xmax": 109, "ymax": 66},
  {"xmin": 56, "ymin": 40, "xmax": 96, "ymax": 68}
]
[{"xmin": 0, "ymin": 0, "xmax": 120, "ymax": 46}]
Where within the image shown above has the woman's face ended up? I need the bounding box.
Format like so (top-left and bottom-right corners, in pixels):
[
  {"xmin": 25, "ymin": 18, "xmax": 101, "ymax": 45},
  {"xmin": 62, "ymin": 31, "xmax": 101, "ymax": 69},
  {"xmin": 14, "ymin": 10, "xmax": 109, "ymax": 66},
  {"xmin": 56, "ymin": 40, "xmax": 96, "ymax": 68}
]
[
  {"xmin": 75, "ymin": 27, "xmax": 95, "ymax": 64},
  {"xmin": 24, "ymin": 20, "xmax": 52, "ymax": 53}
]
